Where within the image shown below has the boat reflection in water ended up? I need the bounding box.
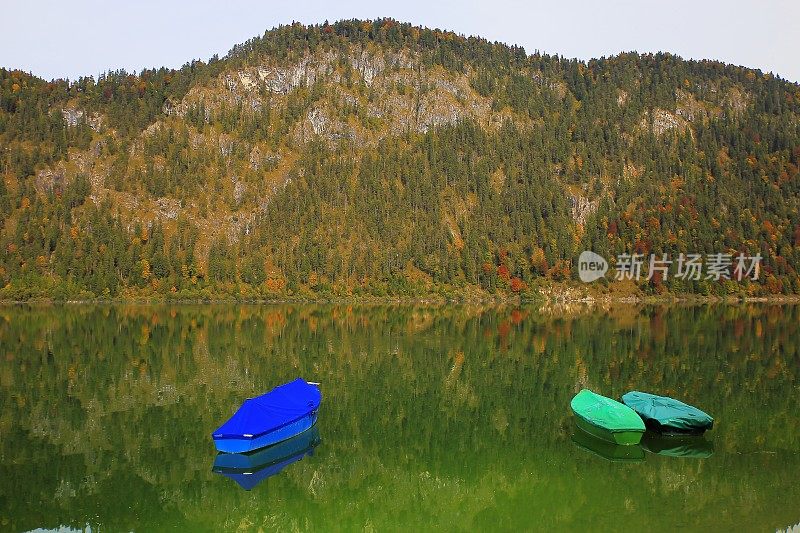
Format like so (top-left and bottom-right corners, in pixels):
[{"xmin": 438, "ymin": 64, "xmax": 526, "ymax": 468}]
[
  {"xmin": 640, "ymin": 432, "xmax": 714, "ymax": 459},
  {"xmin": 213, "ymin": 424, "xmax": 321, "ymax": 490},
  {"xmin": 571, "ymin": 425, "xmax": 645, "ymax": 462}
]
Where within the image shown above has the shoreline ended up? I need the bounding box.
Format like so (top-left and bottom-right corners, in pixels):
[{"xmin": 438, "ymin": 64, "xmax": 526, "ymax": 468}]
[{"xmin": 2, "ymin": 294, "xmax": 799, "ymax": 306}]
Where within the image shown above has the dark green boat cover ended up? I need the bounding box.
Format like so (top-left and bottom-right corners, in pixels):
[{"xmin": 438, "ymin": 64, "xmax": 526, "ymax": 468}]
[
  {"xmin": 571, "ymin": 389, "xmax": 646, "ymax": 432},
  {"xmin": 621, "ymin": 391, "xmax": 713, "ymax": 432}
]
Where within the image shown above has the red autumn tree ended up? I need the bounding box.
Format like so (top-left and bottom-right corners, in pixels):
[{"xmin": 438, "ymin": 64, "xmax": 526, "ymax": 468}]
[
  {"xmin": 497, "ymin": 264, "xmax": 511, "ymax": 281},
  {"xmin": 510, "ymin": 277, "xmax": 526, "ymax": 292}
]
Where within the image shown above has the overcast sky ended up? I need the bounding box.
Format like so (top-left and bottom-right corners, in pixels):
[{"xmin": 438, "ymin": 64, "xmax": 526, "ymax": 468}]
[{"xmin": 2, "ymin": 0, "xmax": 798, "ymax": 83}]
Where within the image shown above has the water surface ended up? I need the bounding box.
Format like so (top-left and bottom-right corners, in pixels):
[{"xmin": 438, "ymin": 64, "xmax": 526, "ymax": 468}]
[{"xmin": 0, "ymin": 304, "xmax": 798, "ymax": 531}]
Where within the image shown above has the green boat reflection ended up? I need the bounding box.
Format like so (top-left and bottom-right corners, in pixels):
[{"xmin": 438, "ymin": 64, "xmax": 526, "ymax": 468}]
[
  {"xmin": 212, "ymin": 424, "xmax": 321, "ymax": 490},
  {"xmin": 640, "ymin": 432, "xmax": 714, "ymax": 458},
  {"xmin": 571, "ymin": 425, "xmax": 646, "ymax": 462}
]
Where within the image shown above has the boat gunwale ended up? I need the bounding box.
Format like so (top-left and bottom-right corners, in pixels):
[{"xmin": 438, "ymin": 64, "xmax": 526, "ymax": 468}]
[
  {"xmin": 570, "ymin": 409, "xmax": 646, "ymax": 435},
  {"xmin": 213, "ymin": 408, "xmax": 319, "ymax": 441}
]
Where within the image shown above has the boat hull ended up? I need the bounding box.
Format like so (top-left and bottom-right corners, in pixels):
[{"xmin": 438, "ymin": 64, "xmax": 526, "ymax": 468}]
[
  {"xmin": 213, "ymin": 425, "xmax": 321, "ymax": 490},
  {"xmin": 643, "ymin": 419, "xmax": 709, "ymax": 436},
  {"xmin": 574, "ymin": 414, "xmax": 644, "ymax": 445},
  {"xmin": 214, "ymin": 424, "xmax": 321, "ymax": 471},
  {"xmin": 213, "ymin": 412, "xmax": 317, "ymax": 454}
]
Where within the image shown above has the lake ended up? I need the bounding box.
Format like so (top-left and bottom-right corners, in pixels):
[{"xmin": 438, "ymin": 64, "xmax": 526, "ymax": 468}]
[{"xmin": 0, "ymin": 303, "xmax": 798, "ymax": 531}]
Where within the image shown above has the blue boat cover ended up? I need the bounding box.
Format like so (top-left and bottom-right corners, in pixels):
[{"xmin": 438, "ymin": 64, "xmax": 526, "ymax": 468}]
[
  {"xmin": 213, "ymin": 378, "xmax": 321, "ymax": 439},
  {"xmin": 621, "ymin": 391, "xmax": 713, "ymax": 432}
]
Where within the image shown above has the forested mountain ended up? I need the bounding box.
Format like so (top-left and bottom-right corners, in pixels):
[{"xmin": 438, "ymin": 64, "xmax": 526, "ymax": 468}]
[{"xmin": 1, "ymin": 19, "xmax": 799, "ymax": 300}]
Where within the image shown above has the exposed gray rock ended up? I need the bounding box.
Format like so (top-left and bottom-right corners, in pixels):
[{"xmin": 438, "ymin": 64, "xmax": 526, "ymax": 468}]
[
  {"xmin": 91, "ymin": 139, "xmax": 104, "ymax": 157},
  {"xmin": 233, "ymin": 180, "xmax": 247, "ymax": 205},
  {"xmin": 224, "ymin": 75, "xmax": 238, "ymax": 92},
  {"xmin": 86, "ymin": 112, "xmax": 105, "ymax": 132},
  {"xmin": 417, "ymin": 94, "xmax": 466, "ymax": 132},
  {"xmin": 253, "ymin": 52, "xmax": 335, "ymax": 94},
  {"xmin": 434, "ymin": 78, "xmax": 464, "ymax": 99},
  {"xmin": 61, "ymin": 108, "xmax": 84, "ymax": 127},
  {"xmin": 645, "ymin": 108, "xmax": 687, "ymax": 135},
  {"xmin": 249, "ymin": 146, "xmax": 263, "ymax": 170},
  {"xmin": 218, "ymin": 136, "xmax": 234, "ymax": 157},
  {"xmin": 143, "ymin": 122, "xmax": 162, "ymax": 136},
  {"xmin": 723, "ymin": 86, "xmax": 750, "ymax": 114},
  {"xmin": 162, "ymin": 99, "xmax": 187, "ymax": 118},
  {"xmin": 350, "ymin": 50, "xmax": 385, "ymax": 86},
  {"xmin": 418, "ymin": 109, "xmax": 463, "ymax": 132},
  {"xmin": 307, "ymin": 107, "xmax": 328, "ymax": 135},
  {"xmin": 35, "ymin": 167, "xmax": 67, "ymax": 195},
  {"xmin": 249, "ymin": 148, "xmax": 280, "ymax": 172},
  {"xmin": 155, "ymin": 197, "xmax": 180, "ymax": 220},
  {"xmin": 675, "ymin": 90, "xmax": 705, "ymax": 122},
  {"xmin": 570, "ymin": 194, "xmax": 598, "ymax": 226}
]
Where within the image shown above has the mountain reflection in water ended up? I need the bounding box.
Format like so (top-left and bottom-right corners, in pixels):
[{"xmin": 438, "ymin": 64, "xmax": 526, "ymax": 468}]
[{"xmin": 0, "ymin": 303, "xmax": 797, "ymax": 531}]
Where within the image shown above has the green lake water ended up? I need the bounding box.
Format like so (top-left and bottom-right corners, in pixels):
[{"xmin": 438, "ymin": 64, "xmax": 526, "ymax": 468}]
[{"xmin": 0, "ymin": 303, "xmax": 798, "ymax": 532}]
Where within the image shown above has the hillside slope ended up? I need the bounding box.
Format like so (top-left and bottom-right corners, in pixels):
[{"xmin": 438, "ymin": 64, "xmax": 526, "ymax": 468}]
[{"xmin": 1, "ymin": 19, "xmax": 799, "ymax": 299}]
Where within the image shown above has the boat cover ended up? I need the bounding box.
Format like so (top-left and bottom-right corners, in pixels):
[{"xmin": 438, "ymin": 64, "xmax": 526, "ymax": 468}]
[
  {"xmin": 213, "ymin": 378, "xmax": 321, "ymax": 439},
  {"xmin": 571, "ymin": 389, "xmax": 645, "ymax": 432},
  {"xmin": 621, "ymin": 391, "xmax": 713, "ymax": 432}
]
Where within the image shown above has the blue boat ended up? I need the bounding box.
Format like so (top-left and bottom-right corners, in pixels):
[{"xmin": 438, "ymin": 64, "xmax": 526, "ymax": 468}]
[
  {"xmin": 213, "ymin": 425, "xmax": 321, "ymax": 490},
  {"xmin": 621, "ymin": 391, "xmax": 713, "ymax": 436},
  {"xmin": 212, "ymin": 378, "xmax": 321, "ymax": 453}
]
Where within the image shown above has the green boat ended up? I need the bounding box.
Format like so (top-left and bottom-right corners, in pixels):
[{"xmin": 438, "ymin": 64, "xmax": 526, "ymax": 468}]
[
  {"xmin": 570, "ymin": 389, "xmax": 646, "ymax": 445},
  {"xmin": 621, "ymin": 391, "xmax": 714, "ymax": 435}
]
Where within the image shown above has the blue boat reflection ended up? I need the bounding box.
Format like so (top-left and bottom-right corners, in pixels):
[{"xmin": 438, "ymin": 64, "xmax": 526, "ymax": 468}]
[
  {"xmin": 213, "ymin": 424, "xmax": 321, "ymax": 490},
  {"xmin": 640, "ymin": 432, "xmax": 714, "ymax": 458}
]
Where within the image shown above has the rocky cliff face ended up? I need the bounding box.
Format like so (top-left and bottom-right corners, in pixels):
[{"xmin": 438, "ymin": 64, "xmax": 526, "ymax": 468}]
[
  {"xmin": 46, "ymin": 42, "xmax": 759, "ymax": 265},
  {"xmin": 41, "ymin": 45, "xmax": 527, "ymax": 260},
  {"xmin": 183, "ymin": 46, "xmax": 503, "ymax": 142}
]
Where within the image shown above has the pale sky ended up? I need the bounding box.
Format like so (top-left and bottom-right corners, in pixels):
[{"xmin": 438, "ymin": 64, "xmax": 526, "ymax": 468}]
[{"xmin": 2, "ymin": 0, "xmax": 799, "ymax": 83}]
